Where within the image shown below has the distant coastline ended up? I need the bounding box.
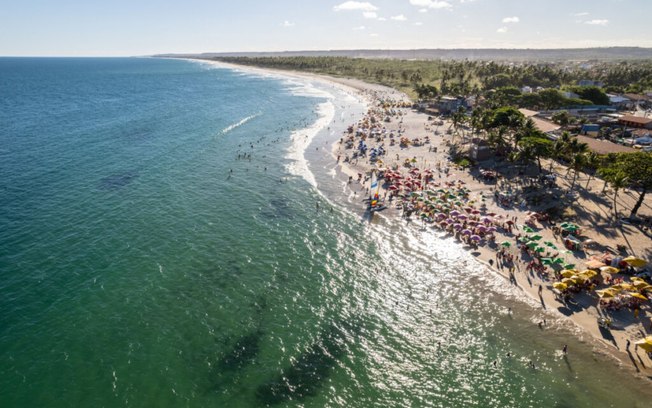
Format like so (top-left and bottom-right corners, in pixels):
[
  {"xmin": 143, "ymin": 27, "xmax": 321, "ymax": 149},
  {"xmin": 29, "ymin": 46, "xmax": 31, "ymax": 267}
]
[{"xmin": 155, "ymin": 46, "xmax": 652, "ymax": 62}]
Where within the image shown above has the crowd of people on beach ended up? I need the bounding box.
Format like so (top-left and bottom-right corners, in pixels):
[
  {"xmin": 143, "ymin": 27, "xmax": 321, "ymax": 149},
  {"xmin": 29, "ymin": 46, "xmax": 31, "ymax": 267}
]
[{"xmin": 335, "ymin": 89, "xmax": 652, "ymax": 366}]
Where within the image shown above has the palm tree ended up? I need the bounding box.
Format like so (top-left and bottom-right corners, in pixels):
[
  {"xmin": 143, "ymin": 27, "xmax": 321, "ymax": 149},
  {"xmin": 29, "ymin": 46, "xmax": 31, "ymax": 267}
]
[
  {"xmin": 583, "ymin": 152, "xmax": 600, "ymax": 190},
  {"xmin": 568, "ymin": 153, "xmax": 586, "ymax": 192},
  {"xmin": 548, "ymin": 139, "xmax": 565, "ymax": 173},
  {"xmin": 450, "ymin": 106, "xmax": 467, "ymax": 142},
  {"xmin": 609, "ymin": 172, "xmax": 629, "ymax": 220}
]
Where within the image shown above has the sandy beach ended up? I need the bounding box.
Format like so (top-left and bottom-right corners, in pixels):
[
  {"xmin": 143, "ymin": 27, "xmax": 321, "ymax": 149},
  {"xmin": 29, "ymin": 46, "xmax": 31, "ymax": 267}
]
[
  {"xmin": 326, "ymin": 81, "xmax": 652, "ymax": 378},
  {"xmin": 193, "ymin": 57, "xmax": 652, "ymax": 379}
]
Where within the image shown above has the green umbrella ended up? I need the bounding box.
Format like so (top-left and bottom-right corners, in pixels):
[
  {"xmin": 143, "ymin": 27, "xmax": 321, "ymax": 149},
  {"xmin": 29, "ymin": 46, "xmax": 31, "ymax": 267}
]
[
  {"xmin": 542, "ymin": 258, "xmax": 553, "ymax": 265},
  {"xmin": 544, "ymin": 242, "xmax": 558, "ymax": 249},
  {"xmin": 501, "ymin": 241, "xmax": 511, "ymax": 247},
  {"xmin": 535, "ymin": 246, "xmax": 546, "ymax": 253},
  {"xmin": 564, "ymin": 263, "xmax": 575, "ymax": 269},
  {"xmin": 522, "ymin": 226, "xmax": 535, "ymax": 233},
  {"xmin": 530, "ymin": 234, "xmax": 543, "ymax": 241},
  {"xmin": 527, "ymin": 242, "xmax": 538, "ymax": 249},
  {"xmin": 553, "ymin": 258, "xmax": 565, "ymax": 264}
]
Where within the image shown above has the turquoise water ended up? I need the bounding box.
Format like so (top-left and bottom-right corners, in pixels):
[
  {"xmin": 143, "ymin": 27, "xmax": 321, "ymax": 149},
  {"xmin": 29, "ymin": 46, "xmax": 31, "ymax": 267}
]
[{"xmin": 1, "ymin": 58, "xmax": 650, "ymax": 407}]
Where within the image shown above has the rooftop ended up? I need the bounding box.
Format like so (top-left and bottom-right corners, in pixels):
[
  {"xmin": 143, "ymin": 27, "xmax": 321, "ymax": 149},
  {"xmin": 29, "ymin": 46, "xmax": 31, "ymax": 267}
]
[
  {"xmin": 575, "ymin": 135, "xmax": 637, "ymax": 154},
  {"xmin": 619, "ymin": 115, "xmax": 652, "ymax": 125}
]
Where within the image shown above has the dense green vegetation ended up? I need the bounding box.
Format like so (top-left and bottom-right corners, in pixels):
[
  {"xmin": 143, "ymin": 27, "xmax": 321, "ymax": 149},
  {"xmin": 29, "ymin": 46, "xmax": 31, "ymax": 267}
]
[
  {"xmin": 210, "ymin": 56, "xmax": 652, "ymax": 218},
  {"xmin": 212, "ymin": 56, "xmax": 652, "ymax": 102}
]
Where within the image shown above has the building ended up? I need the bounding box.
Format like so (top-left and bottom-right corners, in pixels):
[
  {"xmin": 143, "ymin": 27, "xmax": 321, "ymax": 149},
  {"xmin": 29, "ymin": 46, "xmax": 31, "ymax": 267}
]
[
  {"xmin": 434, "ymin": 96, "xmax": 467, "ymax": 115},
  {"xmin": 580, "ymin": 124, "xmax": 601, "ymax": 137},
  {"xmin": 618, "ymin": 115, "xmax": 652, "ymax": 129},
  {"xmin": 575, "ymin": 135, "xmax": 636, "ymax": 154},
  {"xmin": 518, "ymin": 108, "xmax": 561, "ymax": 135},
  {"xmin": 607, "ymin": 94, "xmax": 631, "ymax": 109}
]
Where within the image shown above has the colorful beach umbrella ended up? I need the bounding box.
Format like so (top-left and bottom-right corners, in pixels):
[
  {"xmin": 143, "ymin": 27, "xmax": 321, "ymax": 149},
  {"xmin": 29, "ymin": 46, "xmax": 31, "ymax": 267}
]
[
  {"xmin": 501, "ymin": 241, "xmax": 511, "ymax": 247},
  {"xmin": 623, "ymin": 256, "xmax": 647, "ymax": 268},
  {"xmin": 634, "ymin": 337, "xmax": 652, "ymax": 352},
  {"xmin": 596, "ymin": 289, "xmax": 617, "ymax": 298},
  {"xmin": 553, "ymin": 282, "xmax": 568, "ymax": 291},
  {"xmin": 600, "ymin": 266, "xmax": 620, "ymax": 274}
]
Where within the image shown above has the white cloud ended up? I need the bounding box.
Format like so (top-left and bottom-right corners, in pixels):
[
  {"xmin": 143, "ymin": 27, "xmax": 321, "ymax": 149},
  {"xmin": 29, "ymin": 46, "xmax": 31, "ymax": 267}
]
[
  {"xmin": 281, "ymin": 21, "xmax": 294, "ymax": 27},
  {"xmin": 419, "ymin": 8, "xmax": 428, "ymax": 13},
  {"xmin": 415, "ymin": 22, "xmax": 423, "ymax": 26},
  {"xmin": 409, "ymin": 0, "xmax": 452, "ymax": 9},
  {"xmin": 573, "ymin": 12, "xmax": 589, "ymax": 17},
  {"xmin": 502, "ymin": 16, "xmax": 519, "ymax": 23},
  {"xmin": 370, "ymin": 33, "xmax": 380, "ymax": 37},
  {"xmin": 497, "ymin": 26, "xmax": 508, "ymax": 33},
  {"xmin": 377, "ymin": 17, "xmax": 387, "ymax": 21},
  {"xmin": 391, "ymin": 14, "xmax": 407, "ymax": 21},
  {"xmin": 353, "ymin": 25, "xmax": 366, "ymax": 30},
  {"xmin": 363, "ymin": 11, "xmax": 378, "ymax": 19},
  {"xmin": 585, "ymin": 19, "xmax": 609, "ymax": 26},
  {"xmin": 333, "ymin": 1, "xmax": 378, "ymax": 12}
]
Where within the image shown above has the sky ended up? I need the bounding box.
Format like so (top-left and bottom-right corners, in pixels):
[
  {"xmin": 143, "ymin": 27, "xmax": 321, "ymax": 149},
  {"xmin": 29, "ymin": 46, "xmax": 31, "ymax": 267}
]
[{"xmin": 1, "ymin": 0, "xmax": 651, "ymax": 56}]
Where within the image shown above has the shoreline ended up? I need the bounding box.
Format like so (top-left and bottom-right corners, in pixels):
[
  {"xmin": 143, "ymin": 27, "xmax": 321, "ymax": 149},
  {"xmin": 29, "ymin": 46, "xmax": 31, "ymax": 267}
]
[
  {"xmin": 326, "ymin": 86, "xmax": 652, "ymax": 378},
  {"xmin": 187, "ymin": 58, "xmax": 652, "ymax": 379}
]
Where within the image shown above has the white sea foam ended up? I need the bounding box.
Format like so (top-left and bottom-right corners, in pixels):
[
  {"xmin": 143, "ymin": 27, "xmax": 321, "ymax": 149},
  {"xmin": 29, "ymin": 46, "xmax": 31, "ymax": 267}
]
[
  {"xmin": 221, "ymin": 112, "xmax": 261, "ymax": 135},
  {"xmin": 285, "ymin": 100, "xmax": 335, "ymax": 188}
]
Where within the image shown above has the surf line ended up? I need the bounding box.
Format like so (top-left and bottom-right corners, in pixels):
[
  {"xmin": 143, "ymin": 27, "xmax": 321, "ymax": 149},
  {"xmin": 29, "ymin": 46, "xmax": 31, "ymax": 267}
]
[{"xmin": 221, "ymin": 112, "xmax": 262, "ymax": 135}]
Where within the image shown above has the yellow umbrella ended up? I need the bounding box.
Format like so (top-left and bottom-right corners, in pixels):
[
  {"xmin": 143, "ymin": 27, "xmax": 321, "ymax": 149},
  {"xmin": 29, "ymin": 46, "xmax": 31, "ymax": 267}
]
[
  {"xmin": 634, "ymin": 337, "xmax": 652, "ymax": 352},
  {"xmin": 580, "ymin": 270, "xmax": 598, "ymax": 278},
  {"xmin": 609, "ymin": 284, "xmax": 626, "ymax": 292},
  {"xmin": 600, "ymin": 266, "xmax": 620, "ymax": 274},
  {"xmin": 596, "ymin": 289, "xmax": 616, "ymax": 298},
  {"xmin": 629, "ymin": 293, "xmax": 648, "ymax": 301},
  {"xmin": 572, "ymin": 275, "xmax": 588, "ymax": 284},
  {"xmin": 618, "ymin": 283, "xmax": 635, "ymax": 291},
  {"xmin": 623, "ymin": 256, "xmax": 647, "ymax": 268},
  {"xmin": 631, "ymin": 277, "xmax": 644, "ymax": 282},
  {"xmin": 632, "ymin": 280, "xmax": 650, "ymax": 289},
  {"xmin": 553, "ymin": 282, "xmax": 568, "ymax": 291},
  {"xmin": 561, "ymin": 270, "xmax": 575, "ymax": 278},
  {"xmin": 561, "ymin": 269, "xmax": 578, "ymax": 275},
  {"xmin": 561, "ymin": 278, "xmax": 576, "ymax": 286}
]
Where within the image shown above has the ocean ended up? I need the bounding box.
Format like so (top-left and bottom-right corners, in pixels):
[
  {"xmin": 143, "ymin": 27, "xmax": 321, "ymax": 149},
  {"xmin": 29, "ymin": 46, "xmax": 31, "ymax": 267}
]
[{"xmin": 0, "ymin": 57, "xmax": 650, "ymax": 407}]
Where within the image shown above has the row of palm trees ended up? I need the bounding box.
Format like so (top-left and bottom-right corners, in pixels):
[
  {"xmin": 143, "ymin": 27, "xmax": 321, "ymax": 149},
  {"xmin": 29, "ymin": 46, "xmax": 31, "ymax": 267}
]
[{"xmin": 445, "ymin": 106, "xmax": 637, "ymax": 215}]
